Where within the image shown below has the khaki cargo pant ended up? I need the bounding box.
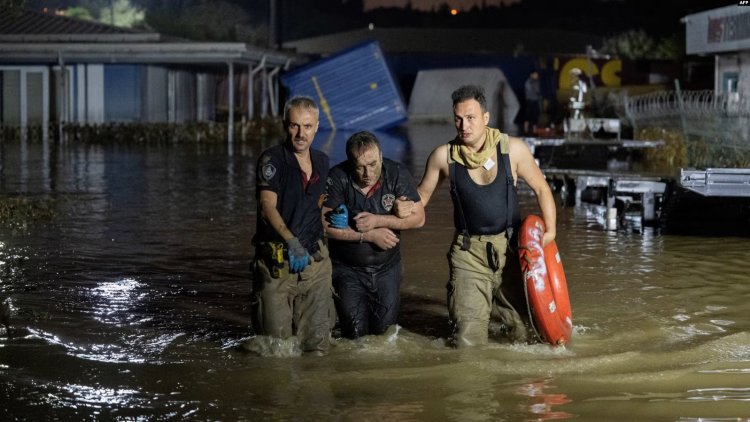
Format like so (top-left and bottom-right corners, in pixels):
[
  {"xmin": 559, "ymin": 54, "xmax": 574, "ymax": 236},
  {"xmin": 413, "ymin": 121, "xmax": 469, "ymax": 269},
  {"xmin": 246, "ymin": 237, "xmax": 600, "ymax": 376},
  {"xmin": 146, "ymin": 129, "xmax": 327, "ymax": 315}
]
[
  {"xmin": 448, "ymin": 232, "xmax": 529, "ymax": 348},
  {"xmin": 252, "ymin": 241, "xmax": 334, "ymax": 354}
]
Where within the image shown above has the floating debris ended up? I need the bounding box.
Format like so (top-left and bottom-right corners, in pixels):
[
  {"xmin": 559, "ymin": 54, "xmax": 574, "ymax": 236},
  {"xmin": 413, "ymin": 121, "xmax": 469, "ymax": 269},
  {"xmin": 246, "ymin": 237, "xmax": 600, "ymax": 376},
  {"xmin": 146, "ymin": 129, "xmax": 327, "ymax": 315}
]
[{"xmin": 0, "ymin": 196, "xmax": 56, "ymax": 227}]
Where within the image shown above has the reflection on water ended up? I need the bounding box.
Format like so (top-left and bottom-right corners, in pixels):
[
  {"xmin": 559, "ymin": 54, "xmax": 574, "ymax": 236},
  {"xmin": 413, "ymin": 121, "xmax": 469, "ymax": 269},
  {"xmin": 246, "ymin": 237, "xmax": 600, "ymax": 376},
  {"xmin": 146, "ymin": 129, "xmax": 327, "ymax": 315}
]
[
  {"xmin": 91, "ymin": 278, "xmax": 146, "ymax": 326},
  {"xmin": 1, "ymin": 124, "xmax": 750, "ymax": 419},
  {"xmin": 516, "ymin": 379, "xmax": 573, "ymax": 421}
]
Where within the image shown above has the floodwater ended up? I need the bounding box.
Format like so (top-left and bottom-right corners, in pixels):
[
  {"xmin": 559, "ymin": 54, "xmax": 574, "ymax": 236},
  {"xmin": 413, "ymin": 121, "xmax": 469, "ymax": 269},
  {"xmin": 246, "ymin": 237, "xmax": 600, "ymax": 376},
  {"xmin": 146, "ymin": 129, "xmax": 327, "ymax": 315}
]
[{"xmin": 1, "ymin": 124, "xmax": 750, "ymax": 421}]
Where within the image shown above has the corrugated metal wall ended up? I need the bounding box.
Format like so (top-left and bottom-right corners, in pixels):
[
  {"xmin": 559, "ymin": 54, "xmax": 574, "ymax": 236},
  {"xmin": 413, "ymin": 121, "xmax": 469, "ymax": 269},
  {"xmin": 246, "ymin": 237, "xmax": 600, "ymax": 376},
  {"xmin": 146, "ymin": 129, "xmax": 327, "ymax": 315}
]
[
  {"xmin": 143, "ymin": 66, "xmax": 168, "ymax": 123},
  {"xmin": 281, "ymin": 40, "xmax": 407, "ymax": 131}
]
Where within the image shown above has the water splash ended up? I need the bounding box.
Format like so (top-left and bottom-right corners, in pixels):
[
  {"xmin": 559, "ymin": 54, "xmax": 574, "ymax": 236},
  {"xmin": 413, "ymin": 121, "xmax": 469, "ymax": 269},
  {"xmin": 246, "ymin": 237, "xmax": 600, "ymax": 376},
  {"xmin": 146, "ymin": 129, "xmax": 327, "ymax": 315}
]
[{"xmin": 239, "ymin": 335, "xmax": 302, "ymax": 358}]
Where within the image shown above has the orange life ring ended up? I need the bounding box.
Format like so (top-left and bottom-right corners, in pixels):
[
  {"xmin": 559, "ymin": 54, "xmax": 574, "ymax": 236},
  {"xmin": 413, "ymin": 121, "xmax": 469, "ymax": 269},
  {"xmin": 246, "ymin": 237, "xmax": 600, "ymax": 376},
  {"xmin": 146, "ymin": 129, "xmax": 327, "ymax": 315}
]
[{"xmin": 518, "ymin": 215, "xmax": 573, "ymax": 346}]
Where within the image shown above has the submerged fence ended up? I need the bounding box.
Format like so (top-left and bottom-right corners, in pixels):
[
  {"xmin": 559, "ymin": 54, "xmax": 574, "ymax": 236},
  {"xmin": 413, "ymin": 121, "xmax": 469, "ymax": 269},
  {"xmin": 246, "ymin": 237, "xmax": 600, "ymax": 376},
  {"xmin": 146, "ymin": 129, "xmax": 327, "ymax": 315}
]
[{"xmin": 621, "ymin": 89, "xmax": 750, "ymax": 169}]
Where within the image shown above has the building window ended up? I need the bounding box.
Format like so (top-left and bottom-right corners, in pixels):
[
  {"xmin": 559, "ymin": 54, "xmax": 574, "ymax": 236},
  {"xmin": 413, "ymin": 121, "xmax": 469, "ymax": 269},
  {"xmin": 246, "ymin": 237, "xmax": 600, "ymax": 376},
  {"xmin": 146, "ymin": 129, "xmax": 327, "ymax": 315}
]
[
  {"xmin": 105, "ymin": 65, "xmax": 142, "ymax": 122},
  {"xmin": 722, "ymin": 72, "xmax": 739, "ymax": 93}
]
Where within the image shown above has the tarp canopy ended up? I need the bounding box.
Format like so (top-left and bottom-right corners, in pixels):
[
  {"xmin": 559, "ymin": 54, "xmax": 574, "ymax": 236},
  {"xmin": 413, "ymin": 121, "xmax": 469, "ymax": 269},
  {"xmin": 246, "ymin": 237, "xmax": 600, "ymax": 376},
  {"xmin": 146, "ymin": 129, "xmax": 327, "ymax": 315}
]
[{"xmin": 408, "ymin": 67, "xmax": 520, "ymax": 135}]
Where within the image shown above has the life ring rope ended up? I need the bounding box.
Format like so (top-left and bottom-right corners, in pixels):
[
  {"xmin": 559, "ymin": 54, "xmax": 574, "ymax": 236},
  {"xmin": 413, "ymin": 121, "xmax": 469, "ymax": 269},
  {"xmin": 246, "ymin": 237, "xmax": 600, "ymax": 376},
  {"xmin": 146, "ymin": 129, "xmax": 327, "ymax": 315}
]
[{"xmin": 520, "ymin": 252, "xmax": 544, "ymax": 343}]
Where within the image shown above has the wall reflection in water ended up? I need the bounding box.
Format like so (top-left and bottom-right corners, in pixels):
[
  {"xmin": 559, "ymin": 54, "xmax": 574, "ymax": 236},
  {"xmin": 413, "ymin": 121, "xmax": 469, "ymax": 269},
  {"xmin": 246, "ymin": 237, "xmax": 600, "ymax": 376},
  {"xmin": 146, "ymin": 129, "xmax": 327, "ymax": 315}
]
[{"xmin": 516, "ymin": 379, "xmax": 573, "ymax": 420}]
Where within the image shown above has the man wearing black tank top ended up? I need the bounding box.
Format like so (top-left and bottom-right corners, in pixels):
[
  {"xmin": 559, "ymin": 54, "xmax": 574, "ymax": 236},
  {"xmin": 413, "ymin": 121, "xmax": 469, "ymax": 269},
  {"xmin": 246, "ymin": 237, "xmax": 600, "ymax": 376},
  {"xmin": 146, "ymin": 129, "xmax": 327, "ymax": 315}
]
[{"xmin": 396, "ymin": 85, "xmax": 557, "ymax": 347}]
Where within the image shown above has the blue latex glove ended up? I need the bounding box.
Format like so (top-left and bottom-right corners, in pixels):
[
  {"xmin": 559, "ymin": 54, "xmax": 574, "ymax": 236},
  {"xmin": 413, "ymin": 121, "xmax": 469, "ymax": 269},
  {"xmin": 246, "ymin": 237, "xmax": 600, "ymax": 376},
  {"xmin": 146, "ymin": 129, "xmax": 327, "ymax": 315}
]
[
  {"xmin": 286, "ymin": 237, "xmax": 310, "ymax": 273},
  {"xmin": 329, "ymin": 204, "xmax": 349, "ymax": 229}
]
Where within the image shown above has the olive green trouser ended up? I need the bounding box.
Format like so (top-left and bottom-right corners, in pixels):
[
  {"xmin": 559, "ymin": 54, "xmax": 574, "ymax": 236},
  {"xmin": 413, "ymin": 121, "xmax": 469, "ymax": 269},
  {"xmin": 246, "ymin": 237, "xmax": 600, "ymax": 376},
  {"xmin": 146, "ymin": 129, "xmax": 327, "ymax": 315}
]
[
  {"xmin": 252, "ymin": 241, "xmax": 334, "ymax": 354},
  {"xmin": 448, "ymin": 232, "xmax": 529, "ymax": 348}
]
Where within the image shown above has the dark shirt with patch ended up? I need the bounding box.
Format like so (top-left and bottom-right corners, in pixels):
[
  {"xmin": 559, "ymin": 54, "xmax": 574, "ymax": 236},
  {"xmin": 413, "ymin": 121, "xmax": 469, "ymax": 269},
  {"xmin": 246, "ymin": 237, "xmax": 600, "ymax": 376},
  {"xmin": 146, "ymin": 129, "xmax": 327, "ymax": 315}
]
[
  {"xmin": 254, "ymin": 143, "xmax": 329, "ymax": 252},
  {"xmin": 325, "ymin": 158, "xmax": 420, "ymax": 268}
]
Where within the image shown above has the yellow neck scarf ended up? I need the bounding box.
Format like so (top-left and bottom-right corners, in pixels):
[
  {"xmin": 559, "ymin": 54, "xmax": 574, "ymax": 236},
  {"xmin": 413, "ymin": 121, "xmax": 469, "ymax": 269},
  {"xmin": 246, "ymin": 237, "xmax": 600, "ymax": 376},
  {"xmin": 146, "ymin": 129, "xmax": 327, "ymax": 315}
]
[{"xmin": 450, "ymin": 127, "xmax": 503, "ymax": 169}]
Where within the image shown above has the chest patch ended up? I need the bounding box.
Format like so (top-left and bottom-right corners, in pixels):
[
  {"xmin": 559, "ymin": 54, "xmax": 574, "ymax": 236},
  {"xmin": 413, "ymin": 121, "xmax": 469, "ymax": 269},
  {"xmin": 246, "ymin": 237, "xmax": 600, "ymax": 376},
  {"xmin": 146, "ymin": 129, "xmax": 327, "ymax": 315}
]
[{"xmin": 381, "ymin": 193, "xmax": 396, "ymax": 211}]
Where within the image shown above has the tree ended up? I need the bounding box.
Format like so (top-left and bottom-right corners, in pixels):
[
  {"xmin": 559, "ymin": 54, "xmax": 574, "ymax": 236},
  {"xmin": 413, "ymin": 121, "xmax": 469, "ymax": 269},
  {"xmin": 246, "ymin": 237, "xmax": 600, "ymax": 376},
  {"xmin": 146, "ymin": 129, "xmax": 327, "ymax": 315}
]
[
  {"xmin": 0, "ymin": 0, "xmax": 26, "ymax": 17},
  {"xmin": 144, "ymin": 0, "xmax": 254, "ymax": 42},
  {"xmin": 65, "ymin": 6, "xmax": 94, "ymax": 21},
  {"xmin": 98, "ymin": 0, "xmax": 144, "ymax": 28},
  {"xmin": 600, "ymin": 29, "xmax": 682, "ymax": 60}
]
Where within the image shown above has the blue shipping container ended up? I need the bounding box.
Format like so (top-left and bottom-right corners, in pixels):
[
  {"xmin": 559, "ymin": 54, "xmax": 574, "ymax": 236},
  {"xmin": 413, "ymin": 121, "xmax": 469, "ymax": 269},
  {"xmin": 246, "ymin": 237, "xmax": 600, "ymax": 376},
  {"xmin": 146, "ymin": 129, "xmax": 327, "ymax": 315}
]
[{"xmin": 280, "ymin": 40, "xmax": 407, "ymax": 131}]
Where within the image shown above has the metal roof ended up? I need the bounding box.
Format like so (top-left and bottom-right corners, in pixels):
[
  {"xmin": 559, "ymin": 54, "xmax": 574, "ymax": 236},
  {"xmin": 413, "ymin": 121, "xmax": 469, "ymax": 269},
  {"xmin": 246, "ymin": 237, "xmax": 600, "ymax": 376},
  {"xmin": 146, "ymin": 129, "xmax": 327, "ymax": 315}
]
[
  {"xmin": 0, "ymin": 9, "xmax": 301, "ymax": 67},
  {"xmin": 0, "ymin": 42, "xmax": 296, "ymax": 66},
  {"xmin": 0, "ymin": 9, "xmax": 146, "ymax": 38}
]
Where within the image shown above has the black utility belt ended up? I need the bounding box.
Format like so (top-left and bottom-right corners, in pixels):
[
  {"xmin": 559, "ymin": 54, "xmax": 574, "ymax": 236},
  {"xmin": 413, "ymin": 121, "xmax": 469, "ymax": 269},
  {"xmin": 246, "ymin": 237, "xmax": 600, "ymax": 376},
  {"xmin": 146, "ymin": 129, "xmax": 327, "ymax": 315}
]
[
  {"xmin": 258, "ymin": 240, "xmax": 323, "ymax": 265},
  {"xmin": 258, "ymin": 239, "xmax": 322, "ymax": 254},
  {"xmin": 456, "ymin": 229, "xmax": 512, "ymax": 253},
  {"xmin": 462, "ymin": 230, "xmax": 506, "ymax": 238}
]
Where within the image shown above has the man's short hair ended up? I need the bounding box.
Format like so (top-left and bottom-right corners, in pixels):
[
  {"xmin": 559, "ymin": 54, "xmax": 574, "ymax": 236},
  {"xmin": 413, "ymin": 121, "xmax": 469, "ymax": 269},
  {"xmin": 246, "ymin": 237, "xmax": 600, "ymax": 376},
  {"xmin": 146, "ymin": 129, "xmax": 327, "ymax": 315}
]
[
  {"xmin": 283, "ymin": 96, "xmax": 319, "ymax": 121},
  {"xmin": 345, "ymin": 131, "xmax": 381, "ymax": 161},
  {"xmin": 451, "ymin": 85, "xmax": 487, "ymax": 112}
]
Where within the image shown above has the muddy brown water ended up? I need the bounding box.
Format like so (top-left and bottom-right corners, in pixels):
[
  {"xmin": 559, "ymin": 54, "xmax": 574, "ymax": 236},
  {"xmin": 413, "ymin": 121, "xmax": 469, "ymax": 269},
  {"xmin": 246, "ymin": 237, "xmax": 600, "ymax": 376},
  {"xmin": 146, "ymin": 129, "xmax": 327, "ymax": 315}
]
[{"xmin": 1, "ymin": 124, "xmax": 749, "ymax": 420}]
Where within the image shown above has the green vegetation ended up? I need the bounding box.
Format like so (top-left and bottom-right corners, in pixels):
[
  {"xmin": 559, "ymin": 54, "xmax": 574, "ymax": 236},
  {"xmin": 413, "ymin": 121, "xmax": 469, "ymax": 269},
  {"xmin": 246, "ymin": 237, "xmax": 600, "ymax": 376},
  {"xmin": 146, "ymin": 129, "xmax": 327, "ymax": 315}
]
[
  {"xmin": 600, "ymin": 30, "xmax": 684, "ymax": 60},
  {"xmin": 64, "ymin": 6, "xmax": 94, "ymax": 21},
  {"xmin": 0, "ymin": 0, "xmax": 26, "ymax": 17},
  {"xmin": 1, "ymin": 120, "xmax": 285, "ymax": 145},
  {"xmin": 635, "ymin": 127, "xmax": 689, "ymax": 173},
  {"xmin": 144, "ymin": 1, "xmax": 260, "ymax": 43},
  {"xmin": 636, "ymin": 126, "xmax": 750, "ymax": 172},
  {"xmin": 0, "ymin": 196, "xmax": 56, "ymax": 227},
  {"xmin": 97, "ymin": 0, "xmax": 144, "ymax": 28}
]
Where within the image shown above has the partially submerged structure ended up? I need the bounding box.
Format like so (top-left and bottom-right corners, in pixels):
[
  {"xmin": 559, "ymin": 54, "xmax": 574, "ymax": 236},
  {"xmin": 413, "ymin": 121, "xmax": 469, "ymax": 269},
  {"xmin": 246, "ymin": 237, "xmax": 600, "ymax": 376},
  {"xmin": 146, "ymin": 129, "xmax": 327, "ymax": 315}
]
[
  {"xmin": 563, "ymin": 4, "xmax": 750, "ymax": 232},
  {"xmin": 624, "ymin": 5, "xmax": 750, "ymax": 197},
  {"xmin": 280, "ymin": 41, "xmax": 406, "ymax": 131},
  {"xmin": 0, "ymin": 9, "xmax": 299, "ymax": 141},
  {"xmin": 408, "ymin": 67, "xmax": 519, "ymax": 134}
]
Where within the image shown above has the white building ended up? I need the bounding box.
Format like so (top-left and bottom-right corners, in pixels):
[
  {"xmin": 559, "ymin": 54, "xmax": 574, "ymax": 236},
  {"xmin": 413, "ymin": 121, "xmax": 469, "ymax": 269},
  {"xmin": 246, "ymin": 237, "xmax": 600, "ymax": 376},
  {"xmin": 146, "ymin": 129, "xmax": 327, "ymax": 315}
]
[
  {"xmin": 684, "ymin": 5, "xmax": 750, "ymax": 100},
  {"xmin": 0, "ymin": 9, "xmax": 299, "ymax": 141}
]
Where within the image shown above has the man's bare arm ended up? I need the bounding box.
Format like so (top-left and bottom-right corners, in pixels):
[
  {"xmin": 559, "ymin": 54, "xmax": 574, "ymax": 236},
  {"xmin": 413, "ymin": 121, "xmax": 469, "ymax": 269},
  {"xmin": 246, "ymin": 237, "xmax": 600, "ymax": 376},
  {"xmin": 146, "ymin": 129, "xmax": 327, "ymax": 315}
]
[
  {"xmin": 416, "ymin": 144, "xmax": 449, "ymax": 207},
  {"xmin": 393, "ymin": 145, "xmax": 448, "ymax": 217},
  {"xmin": 510, "ymin": 137, "xmax": 557, "ymax": 245},
  {"xmin": 353, "ymin": 202, "xmax": 425, "ymax": 232}
]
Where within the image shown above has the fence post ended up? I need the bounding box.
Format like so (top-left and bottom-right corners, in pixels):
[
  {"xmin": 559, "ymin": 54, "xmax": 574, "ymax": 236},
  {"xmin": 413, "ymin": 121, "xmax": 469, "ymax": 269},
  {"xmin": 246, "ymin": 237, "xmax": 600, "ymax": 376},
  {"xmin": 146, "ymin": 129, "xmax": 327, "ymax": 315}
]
[{"xmin": 674, "ymin": 79, "xmax": 688, "ymax": 143}]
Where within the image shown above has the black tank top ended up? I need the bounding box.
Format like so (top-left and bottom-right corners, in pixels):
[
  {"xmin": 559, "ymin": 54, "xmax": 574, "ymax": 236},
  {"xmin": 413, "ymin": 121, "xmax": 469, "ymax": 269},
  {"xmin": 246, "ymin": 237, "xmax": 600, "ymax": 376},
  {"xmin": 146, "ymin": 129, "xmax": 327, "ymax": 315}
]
[{"xmin": 450, "ymin": 144, "xmax": 520, "ymax": 235}]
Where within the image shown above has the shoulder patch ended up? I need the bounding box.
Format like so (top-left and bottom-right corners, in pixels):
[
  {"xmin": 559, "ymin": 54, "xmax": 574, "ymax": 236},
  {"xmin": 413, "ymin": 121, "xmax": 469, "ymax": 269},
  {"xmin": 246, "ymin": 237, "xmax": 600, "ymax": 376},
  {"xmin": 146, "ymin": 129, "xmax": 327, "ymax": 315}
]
[
  {"xmin": 262, "ymin": 163, "xmax": 277, "ymax": 181},
  {"xmin": 382, "ymin": 193, "xmax": 396, "ymax": 211}
]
